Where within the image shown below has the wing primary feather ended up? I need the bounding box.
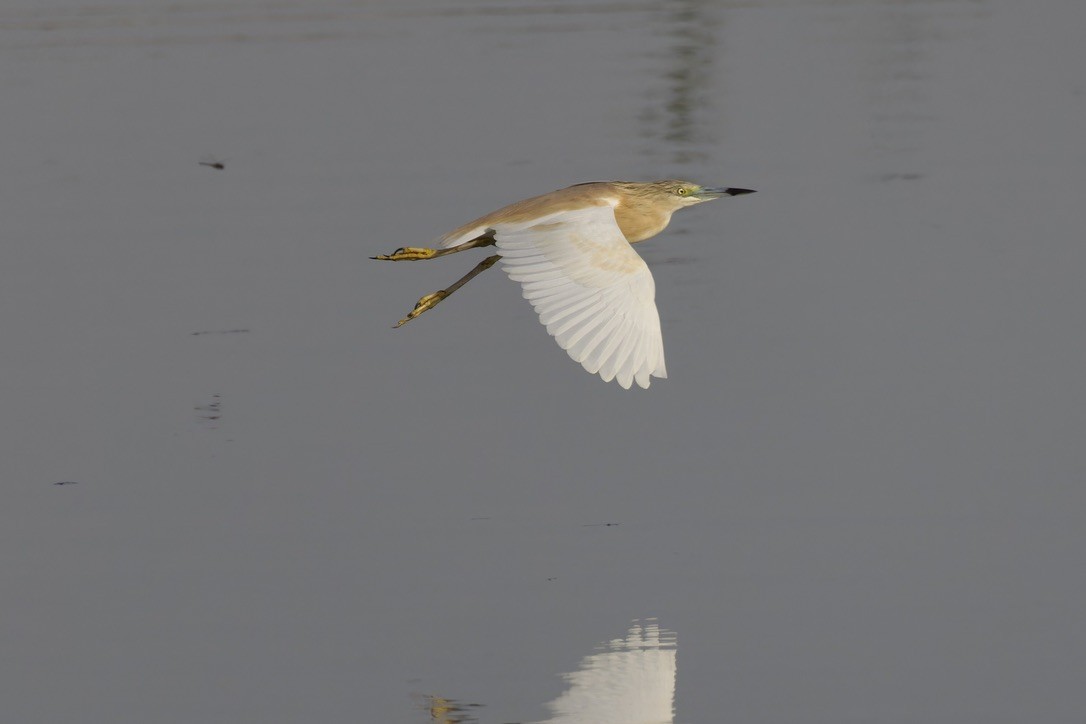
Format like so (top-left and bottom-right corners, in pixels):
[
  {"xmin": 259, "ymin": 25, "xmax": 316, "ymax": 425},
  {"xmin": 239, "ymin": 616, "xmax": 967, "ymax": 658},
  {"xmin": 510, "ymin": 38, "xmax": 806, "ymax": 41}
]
[
  {"xmin": 575, "ymin": 314, "xmax": 624, "ymax": 373},
  {"xmin": 596, "ymin": 316, "xmax": 634, "ymax": 383},
  {"xmin": 609, "ymin": 319, "xmax": 642, "ymax": 390},
  {"xmin": 626, "ymin": 322, "xmax": 648, "ymax": 388},
  {"xmin": 560, "ymin": 308, "xmax": 612, "ymax": 353},
  {"xmin": 537, "ymin": 291, "xmax": 601, "ymax": 326},
  {"xmin": 548, "ymin": 300, "xmax": 608, "ymax": 340}
]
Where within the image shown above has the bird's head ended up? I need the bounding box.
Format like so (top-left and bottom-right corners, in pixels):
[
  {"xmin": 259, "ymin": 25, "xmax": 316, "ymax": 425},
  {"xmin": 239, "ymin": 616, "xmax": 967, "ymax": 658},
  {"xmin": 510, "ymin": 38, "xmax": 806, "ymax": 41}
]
[
  {"xmin": 650, "ymin": 180, "xmax": 757, "ymax": 211},
  {"xmin": 606, "ymin": 179, "xmax": 757, "ymax": 243}
]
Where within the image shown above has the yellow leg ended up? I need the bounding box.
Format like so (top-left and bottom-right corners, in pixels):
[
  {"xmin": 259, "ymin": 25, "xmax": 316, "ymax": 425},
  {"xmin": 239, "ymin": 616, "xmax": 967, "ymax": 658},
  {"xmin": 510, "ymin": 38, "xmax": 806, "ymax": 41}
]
[
  {"xmin": 394, "ymin": 290, "xmax": 447, "ymax": 327},
  {"xmin": 393, "ymin": 255, "xmax": 501, "ymax": 328},
  {"xmin": 371, "ymin": 246, "xmax": 439, "ymax": 261},
  {"xmin": 371, "ymin": 233, "xmax": 495, "ymax": 262}
]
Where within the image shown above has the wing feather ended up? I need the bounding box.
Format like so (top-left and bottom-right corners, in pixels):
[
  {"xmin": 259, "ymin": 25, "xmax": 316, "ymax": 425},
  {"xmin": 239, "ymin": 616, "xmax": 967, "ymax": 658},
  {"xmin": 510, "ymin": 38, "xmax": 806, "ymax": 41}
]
[
  {"xmin": 550, "ymin": 301, "xmax": 609, "ymax": 340},
  {"xmin": 575, "ymin": 314, "xmax": 623, "ymax": 373},
  {"xmin": 538, "ymin": 292, "xmax": 599, "ymax": 326},
  {"xmin": 489, "ymin": 206, "xmax": 666, "ymax": 389}
]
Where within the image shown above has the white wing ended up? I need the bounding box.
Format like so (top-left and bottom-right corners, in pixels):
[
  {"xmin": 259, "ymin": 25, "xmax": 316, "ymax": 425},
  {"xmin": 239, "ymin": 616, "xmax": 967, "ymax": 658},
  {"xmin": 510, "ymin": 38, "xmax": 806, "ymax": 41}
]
[{"xmin": 487, "ymin": 206, "xmax": 667, "ymax": 389}]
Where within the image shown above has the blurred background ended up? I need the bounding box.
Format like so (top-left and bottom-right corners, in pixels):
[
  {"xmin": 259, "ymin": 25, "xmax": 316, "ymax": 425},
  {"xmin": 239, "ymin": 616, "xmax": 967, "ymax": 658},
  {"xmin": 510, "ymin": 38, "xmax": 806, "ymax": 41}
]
[{"xmin": 2, "ymin": 1, "xmax": 1084, "ymax": 722}]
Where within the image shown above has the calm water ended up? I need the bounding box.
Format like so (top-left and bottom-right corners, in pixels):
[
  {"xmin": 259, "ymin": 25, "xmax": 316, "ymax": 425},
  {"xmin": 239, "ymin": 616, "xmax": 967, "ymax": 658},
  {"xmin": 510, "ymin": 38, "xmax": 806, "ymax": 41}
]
[{"xmin": 3, "ymin": 1, "xmax": 1085, "ymax": 722}]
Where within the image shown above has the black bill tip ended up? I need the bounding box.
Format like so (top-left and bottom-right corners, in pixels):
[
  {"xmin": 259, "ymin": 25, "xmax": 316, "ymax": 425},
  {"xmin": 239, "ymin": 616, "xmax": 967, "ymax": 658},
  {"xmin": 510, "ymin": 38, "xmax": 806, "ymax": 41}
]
[{"xmin": 694, "ymin": 186, "xmax": 758, "ymax": 200}]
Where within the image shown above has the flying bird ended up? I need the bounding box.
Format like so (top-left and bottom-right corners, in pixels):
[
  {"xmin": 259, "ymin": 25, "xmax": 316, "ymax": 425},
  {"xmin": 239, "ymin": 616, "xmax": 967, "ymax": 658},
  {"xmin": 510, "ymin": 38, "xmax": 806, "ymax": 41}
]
[{"xmin": 373, "ymin": 180, "xmax": 755, "ymax": 389}]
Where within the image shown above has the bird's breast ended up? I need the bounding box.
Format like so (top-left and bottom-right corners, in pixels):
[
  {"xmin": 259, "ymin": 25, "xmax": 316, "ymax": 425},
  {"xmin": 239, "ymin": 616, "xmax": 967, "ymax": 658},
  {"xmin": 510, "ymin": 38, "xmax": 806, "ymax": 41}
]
[{"xmin": 613, "ymin": 204, "xmax": 672, "ymax": 244}]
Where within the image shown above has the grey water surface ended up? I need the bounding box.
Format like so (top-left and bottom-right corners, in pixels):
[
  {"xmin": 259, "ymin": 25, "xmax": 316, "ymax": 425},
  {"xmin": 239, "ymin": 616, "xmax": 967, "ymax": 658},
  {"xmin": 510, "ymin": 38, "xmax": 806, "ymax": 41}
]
[{"xmin": 2, "ymin": 1, "xmax": 1084, "ymax": 722}]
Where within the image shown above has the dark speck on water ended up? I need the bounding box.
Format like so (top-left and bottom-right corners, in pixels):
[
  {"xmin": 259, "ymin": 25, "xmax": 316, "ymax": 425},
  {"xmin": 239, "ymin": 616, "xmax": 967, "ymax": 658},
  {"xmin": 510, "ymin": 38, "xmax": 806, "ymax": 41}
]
[
  {"xmin": 53, "ymin": 481, "xmax": 78, "ymax": 486},
  {"xmin": 878, "ymin": 172, "xmax": 924, "ymax": 182},
  {"xmin": 198, "ymin": 161, "xmax": 225, "ymax": 170},
  {"xmin": 196, "ymin": 394, "xmax": 223, "ymax": 427},
  {"xmin": 190, "ymin": 329, "xmax": 250, "ymax": 336}
]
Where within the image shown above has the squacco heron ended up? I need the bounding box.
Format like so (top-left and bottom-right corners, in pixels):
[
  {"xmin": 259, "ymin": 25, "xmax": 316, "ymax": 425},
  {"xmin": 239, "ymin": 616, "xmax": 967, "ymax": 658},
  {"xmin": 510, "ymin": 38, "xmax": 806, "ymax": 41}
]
[{"xmin": 373, "ymin": 180, "xmax": 755, "ymax": 389}]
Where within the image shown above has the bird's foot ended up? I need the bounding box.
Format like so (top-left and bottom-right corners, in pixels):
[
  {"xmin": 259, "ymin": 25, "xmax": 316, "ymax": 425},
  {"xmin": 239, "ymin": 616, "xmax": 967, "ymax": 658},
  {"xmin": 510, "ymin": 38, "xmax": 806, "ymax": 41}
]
[
  {"xmin": 394, "ymin": 290, "xmax": 448, "ymax": 328},
  {"xmin": 371, "ymin": 247, "xmax": 439, "ymax": 261}
]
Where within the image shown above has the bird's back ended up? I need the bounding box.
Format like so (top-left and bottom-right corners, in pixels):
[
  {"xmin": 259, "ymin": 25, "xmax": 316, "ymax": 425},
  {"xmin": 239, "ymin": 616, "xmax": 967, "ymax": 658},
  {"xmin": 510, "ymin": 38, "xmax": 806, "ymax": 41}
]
[{"xmin": 440, "ymin": 182, "xmax": 622, "ymax": 248}]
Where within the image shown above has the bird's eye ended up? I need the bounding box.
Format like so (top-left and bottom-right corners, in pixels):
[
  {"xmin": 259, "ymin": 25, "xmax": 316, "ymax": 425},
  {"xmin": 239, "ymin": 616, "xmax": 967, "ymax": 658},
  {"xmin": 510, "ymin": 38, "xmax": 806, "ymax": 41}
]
[{"xmin": 677, "ymin": 188, "xmax": 687, "ymax": 196}]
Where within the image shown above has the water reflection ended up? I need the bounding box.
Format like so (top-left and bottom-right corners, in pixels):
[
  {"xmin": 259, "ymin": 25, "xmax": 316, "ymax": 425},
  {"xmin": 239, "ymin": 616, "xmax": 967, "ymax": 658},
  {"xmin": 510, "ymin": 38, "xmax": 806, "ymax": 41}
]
[
  {"xmin": 194, "ymin": 393, "xmax": 222, "ymax": 429},
  {"xmin": 848, "ymin": 0, "xmax": 991, "ymax": 160},
  {"xmin": 639, "ymin": 1, "xmax": 722, "ymax": 165},
  {"xmin": 417, "ymin": 619, "xmax": 676, "ymax": 724},
  {"xmin": 541, "ymin": 619, "xmax": 677, "ymax": 724},
  {"xmin": 413, "ymin": 694, "xmax": 484, "ymax": 724}
]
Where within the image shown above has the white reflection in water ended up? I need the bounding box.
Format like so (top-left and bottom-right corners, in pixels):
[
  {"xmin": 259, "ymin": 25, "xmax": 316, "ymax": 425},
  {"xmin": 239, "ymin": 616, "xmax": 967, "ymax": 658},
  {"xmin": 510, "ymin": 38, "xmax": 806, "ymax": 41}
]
[
  {"xmin": 415, "ymin": 619, "xmax": 676, "ymax": 723},
  {"xmin": 540, "ymin": 618, "xmax": 677, "ymax": 724}
]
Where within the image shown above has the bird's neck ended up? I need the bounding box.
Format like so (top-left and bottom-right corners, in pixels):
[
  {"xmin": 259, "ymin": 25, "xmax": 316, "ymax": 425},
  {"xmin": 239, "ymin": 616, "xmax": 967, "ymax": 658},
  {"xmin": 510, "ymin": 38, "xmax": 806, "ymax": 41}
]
[{"xmin": 613, "ymin": 198, "xmax": 674, "ymax": 243}]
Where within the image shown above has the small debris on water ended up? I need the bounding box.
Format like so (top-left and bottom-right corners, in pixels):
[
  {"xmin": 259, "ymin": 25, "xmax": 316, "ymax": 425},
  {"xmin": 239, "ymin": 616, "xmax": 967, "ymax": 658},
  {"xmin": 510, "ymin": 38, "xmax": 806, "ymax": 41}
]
[
  {"xmin": 190, "ymin": 329, "xmax": 250, "ymax": 336},
  {"xmin": 196, "ymin": 394, "xmax": 223, "ymax": 427}
]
